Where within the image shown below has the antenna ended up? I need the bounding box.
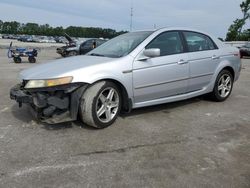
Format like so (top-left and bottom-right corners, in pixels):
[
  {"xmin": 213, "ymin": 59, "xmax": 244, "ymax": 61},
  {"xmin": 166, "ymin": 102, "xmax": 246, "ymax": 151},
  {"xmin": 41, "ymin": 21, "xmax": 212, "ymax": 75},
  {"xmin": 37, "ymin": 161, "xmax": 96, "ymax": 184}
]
[{"xmin": 130, "ymin": 3, "xmax": 133, "ymax": 31}]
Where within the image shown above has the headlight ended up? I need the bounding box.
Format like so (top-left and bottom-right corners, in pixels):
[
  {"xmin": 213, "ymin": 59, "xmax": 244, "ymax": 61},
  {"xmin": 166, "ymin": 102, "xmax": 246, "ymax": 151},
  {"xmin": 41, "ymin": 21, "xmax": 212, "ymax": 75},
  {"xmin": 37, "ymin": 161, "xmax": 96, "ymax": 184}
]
[{"xmin": 24, "ymin": 76, "xmax": 73, "ymax": 89}]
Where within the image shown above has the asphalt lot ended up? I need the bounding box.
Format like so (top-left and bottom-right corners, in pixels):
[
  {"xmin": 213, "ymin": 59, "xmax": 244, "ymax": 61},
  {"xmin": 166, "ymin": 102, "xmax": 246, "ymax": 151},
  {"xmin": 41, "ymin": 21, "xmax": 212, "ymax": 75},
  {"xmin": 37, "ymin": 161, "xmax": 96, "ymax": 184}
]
[{"xmin": 0, "ymin": 42, "xmax": 250, "ymax": 188}]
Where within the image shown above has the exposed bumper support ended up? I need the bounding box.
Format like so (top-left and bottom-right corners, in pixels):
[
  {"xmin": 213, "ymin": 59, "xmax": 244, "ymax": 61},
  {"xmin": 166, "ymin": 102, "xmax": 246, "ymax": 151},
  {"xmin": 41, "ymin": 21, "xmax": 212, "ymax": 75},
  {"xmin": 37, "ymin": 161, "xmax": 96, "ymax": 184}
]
[
  {"xmin": 10, "ymin": 84, "xmax": 33, "ymax": 106},
  {"xmin": 10, "ymin": 83, "xmax": 88, "ymax": 124}
]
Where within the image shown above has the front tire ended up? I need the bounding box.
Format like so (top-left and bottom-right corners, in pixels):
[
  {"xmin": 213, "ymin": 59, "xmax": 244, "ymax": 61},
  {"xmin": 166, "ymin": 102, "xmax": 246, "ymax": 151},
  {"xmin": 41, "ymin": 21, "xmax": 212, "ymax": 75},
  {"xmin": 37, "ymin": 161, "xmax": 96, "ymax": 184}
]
[
  {"xmin": 13, "ymin": 57, "xmax": 21, "ymax": 63},
  {"xmin": 210, "ymin": 69, "xmax": 233, "ymax": 102},
  {"xmin": 79, "ymin": 81, "xmax": 121, "ymax": 128},
  {"xmin": 67, "ymin": 51, "xmax": 77, "ymax": 57}
]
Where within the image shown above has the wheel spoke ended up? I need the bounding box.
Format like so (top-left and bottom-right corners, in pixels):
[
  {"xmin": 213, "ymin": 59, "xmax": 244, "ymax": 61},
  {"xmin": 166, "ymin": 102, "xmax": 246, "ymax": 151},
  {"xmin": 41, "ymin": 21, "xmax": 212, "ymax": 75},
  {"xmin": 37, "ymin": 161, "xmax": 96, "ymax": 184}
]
[
  {"xmin": 221, "ymin": 88, "xmax": 226, "ymax": 97},
  {"xmin": 225, "ymin": 77, "xmax": 231, "ymax": 85},
  {"xmin": 97, "ymin": 105, "xmax": 105, "ymax": 117},
  {"xmin": 105, "ymin": 109, "xmax": 112, "ymax": 121},
  {"xmin": 107, "ymin": 89, "xmax": 114, "ymax": 101},
  {"xmin": 221, "ymin": 76, "xmax": 225, "ymax": 83},
  {"xmin": 227, "ymin": 85, "xmax": 231, "ymax": 91},
  {"xmin": 99, "ymin": 94, "xmax": 106, "ymax": 104},
  {"xmin": 218, "ymin": 84, "xmax": 224, "ymax": 91},
  {"xmin": 110, "ymin": 101, "xmax": 118, "ymax": 108}
]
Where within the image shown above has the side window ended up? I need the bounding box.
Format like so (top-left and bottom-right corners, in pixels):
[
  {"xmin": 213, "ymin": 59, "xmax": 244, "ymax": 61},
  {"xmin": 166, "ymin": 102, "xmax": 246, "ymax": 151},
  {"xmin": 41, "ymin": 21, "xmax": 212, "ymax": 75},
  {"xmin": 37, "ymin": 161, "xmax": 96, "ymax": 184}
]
[
  {"xmin": 82, "ymin": 40, "xmax": 93, "ymax": 49},
  {"xmin": 146, "ymin": 32, "xmax": 184, "ymax": 56},
  {"xmin": 183, "ymin": 32, "xmax": 217, "ymax": 52},
  {"xmin": 96, "ymin": 40, "xmax": 105, "ymax": 46}
]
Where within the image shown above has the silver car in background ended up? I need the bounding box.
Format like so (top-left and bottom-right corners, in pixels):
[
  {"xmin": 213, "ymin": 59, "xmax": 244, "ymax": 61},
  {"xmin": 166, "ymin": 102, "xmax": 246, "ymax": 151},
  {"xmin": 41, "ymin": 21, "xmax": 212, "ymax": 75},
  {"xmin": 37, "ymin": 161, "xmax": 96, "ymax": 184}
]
[{"xmin": 10, "ymin": 28, "xmax": 241, "ymax": 128}]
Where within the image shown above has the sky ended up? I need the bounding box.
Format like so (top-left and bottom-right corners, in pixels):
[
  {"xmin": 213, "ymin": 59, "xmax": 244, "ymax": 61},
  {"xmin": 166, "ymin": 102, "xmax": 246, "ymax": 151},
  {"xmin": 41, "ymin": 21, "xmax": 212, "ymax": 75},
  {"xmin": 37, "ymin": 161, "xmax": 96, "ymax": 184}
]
[{"xmin": 0, "ymin": 0, "xmax": 246, "ymax": 38}]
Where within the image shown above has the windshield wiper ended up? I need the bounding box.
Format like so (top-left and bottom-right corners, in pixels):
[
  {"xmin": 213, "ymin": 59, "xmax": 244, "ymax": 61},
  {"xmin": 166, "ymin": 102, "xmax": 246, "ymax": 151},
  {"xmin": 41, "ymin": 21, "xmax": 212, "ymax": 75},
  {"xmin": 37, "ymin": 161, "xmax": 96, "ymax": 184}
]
[{"xmin": 88, "ymin": 53, "xmax": 105, "ymax": 57}]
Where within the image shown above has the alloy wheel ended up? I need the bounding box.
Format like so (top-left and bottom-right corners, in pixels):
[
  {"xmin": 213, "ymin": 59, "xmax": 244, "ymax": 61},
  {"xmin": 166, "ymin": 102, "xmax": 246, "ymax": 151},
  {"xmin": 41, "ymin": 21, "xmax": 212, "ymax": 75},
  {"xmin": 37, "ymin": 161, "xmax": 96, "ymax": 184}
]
[
  {"xmin": 95, "ymin": 87, "xmax": 120, "ymax": 123},
  {"xmin": 218, "ymin": 74, "xmax": 232, "ymax": 98}
]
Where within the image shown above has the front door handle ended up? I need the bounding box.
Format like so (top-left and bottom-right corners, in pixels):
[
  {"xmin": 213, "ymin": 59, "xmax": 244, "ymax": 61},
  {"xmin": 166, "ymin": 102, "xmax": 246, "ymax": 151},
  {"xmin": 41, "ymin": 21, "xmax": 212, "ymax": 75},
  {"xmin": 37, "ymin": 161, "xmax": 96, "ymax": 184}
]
[{"xmin": 178, "ymin": 59, "xmax": 188, "ymax": 65}]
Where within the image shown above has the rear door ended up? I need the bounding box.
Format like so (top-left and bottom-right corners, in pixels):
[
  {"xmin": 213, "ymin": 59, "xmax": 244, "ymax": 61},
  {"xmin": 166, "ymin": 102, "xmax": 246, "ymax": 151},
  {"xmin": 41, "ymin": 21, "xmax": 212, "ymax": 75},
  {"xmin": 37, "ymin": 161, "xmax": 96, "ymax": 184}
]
[
  {"xmin": 182, "ymin": 31, "xmax": 220, "ymax": 92},
  {"xmin": 133, "ymin": 31, "xmax": 189, "ymax": 103}
]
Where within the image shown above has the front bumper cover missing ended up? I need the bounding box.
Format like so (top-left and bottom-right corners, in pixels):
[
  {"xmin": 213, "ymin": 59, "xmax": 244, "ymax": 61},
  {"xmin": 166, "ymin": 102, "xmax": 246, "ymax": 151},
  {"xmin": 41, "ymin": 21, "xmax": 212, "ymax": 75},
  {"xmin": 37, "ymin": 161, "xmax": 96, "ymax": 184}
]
[{"xmin": 10, "ymin": 83, "xmax": 88, "ymax": 124}]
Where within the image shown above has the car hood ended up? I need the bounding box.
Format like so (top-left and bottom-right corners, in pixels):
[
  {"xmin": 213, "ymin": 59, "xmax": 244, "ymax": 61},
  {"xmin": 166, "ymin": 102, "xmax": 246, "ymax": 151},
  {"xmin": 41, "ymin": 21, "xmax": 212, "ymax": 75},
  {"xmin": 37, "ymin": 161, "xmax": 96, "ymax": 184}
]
[
  {"xmin": 64, "ymin": 33, "xmax": 74, "ymax": 43},
  {"xmin": 20, "ymin": 55, "xmax": 117, "ymax": 80}
]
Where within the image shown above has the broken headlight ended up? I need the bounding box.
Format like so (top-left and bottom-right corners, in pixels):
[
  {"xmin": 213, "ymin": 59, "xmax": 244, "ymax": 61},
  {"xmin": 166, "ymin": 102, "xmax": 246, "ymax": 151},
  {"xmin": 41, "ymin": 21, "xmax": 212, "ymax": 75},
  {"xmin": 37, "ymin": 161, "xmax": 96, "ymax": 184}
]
[{"xmin": 24, "ymin": 76, "xmax": 73, "ymax": 89}]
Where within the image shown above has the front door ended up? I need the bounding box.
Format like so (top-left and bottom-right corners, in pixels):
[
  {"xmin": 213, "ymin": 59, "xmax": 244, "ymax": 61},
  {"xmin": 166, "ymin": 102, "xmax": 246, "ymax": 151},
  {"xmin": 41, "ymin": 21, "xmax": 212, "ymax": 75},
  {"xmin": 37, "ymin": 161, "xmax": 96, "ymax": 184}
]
[{"xmin": 133, "ymin": 31, "xmax": 189, "ymax": 103}]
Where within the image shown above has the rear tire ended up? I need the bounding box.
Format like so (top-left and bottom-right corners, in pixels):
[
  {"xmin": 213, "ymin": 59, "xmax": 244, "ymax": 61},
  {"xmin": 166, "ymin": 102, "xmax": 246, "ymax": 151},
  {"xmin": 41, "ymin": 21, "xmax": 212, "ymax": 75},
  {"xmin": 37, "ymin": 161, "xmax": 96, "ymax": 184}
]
[
  {"xmin": 210, "ymin": 69, "xmax": 233, "ymax": 102},
  {"xmin": 28, "ymin": 57, "xmax": 36, "ymax": 63},
  {"xmin": 79, "ymin": 81, "xmax": 121, "ymax": 128}
]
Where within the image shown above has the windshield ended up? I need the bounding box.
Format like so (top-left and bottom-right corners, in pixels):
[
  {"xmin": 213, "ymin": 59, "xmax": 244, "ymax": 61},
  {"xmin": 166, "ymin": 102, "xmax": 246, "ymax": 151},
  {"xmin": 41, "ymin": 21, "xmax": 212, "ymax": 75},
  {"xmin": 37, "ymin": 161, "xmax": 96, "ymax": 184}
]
[{"xmin": 88, "ymin": 31, "xmax": 153, "ymax": 58}]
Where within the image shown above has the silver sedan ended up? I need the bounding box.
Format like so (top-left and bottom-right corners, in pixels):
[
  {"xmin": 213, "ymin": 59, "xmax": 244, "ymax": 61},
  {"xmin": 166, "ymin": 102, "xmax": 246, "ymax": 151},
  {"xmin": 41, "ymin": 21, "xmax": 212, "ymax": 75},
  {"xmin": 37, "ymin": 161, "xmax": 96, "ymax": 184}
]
[{"xmin": 10, "ymin": 28, "xmax": 241, "ymax": 128}]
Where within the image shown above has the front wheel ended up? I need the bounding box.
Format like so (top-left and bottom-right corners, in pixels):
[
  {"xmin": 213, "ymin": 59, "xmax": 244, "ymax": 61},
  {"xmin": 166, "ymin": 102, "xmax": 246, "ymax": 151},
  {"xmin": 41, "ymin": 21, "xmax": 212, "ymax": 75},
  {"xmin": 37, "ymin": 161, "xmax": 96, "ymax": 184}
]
[
  {"xmin": 79, "ymin": 81, "xmax": 121, "ymax": 128},
  {"xmin": 210, "ymin": 69, "xmax": 233, "ymax": 102},
  {"xmin": 13, "ymin": 57, "xmax": 21, "ymax": 63},
  {"xmin": 67, "ymin": 51, "xmax": 77, "ymax": 57}
]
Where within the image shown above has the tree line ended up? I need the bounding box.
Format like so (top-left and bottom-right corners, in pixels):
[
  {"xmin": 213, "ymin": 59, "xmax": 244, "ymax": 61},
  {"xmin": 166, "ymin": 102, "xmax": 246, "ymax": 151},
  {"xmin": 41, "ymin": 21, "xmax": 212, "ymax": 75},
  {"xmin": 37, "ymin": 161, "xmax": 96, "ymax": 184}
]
[
  {"xmin": 226, "ymin": 0, "xmax": 250, "ymax": 41},
  {"xmin": 0, "ymin": 20, "xmax": 127, "ymax": 38}
]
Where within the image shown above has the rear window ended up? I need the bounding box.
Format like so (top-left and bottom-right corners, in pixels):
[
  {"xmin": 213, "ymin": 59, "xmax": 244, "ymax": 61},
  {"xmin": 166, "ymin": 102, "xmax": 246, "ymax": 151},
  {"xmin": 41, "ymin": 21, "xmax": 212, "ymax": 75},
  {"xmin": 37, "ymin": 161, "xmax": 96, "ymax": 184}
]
[{"xmin": 183, "ymin": 31, "xmax": 217, "ymax": 52}]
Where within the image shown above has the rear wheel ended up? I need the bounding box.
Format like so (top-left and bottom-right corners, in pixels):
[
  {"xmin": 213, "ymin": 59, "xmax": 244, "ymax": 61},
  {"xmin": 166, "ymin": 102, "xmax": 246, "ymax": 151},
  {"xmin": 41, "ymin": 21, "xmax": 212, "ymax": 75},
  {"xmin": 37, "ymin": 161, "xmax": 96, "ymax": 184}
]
[
  {"xmin": 210, "ymin": 69, "xmax": 233, "ymax": 102},
  {"xmin": 28, "ymin": 57, "xmax": 36, "ymax": 63},
  {"xmin": 79, "ymin": 81, "xmax": 121, "ymax": 128},
  {"xmin": 13, "ymin": 57, "xmax": 21, "ymax": 63}
]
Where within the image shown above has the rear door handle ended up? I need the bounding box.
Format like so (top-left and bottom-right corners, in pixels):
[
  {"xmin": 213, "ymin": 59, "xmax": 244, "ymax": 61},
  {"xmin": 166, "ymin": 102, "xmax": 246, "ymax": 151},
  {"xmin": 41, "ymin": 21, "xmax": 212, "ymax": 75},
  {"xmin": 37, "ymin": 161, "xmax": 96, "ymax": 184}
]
[
  {"xmin": 178, "ymin": 59, "xmax": 188, "ymax": 65},
  {"xmin": 212, "ymin": 55, "xmax": 220, "ymax": 60}
]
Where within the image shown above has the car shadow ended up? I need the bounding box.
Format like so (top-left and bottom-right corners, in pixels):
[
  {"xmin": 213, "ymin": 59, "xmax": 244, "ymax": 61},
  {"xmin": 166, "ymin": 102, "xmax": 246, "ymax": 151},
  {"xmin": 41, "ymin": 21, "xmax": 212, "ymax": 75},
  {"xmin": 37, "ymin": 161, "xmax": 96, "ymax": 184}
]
[
  {"xmin": 11, "ymin": 104, "xmax": 34, "ymax": 123},
  {"xmin": 11, "ymin": 104, "xmax": 73, "ymax": 130},
  {"xmin": 10, "ymin": 95, "xmax": 211, "ymax": 130},
  {"xmin": 9, "ymin": 61, "xmax": 33, "ymax": 64},
  {"xmin": 10, "ymin": 103, "xmax": 96, "ymax": 130},
  {"xmin": 41, "ymin": 118, "xmax": 98, "ymax": 131},
  {"xmin": 120, "ymin": 95, "xmax": 208, "ymax": 118},
  {"xmin": 42, "ymin": 122, "xmax": 73, "ymax": 130}
]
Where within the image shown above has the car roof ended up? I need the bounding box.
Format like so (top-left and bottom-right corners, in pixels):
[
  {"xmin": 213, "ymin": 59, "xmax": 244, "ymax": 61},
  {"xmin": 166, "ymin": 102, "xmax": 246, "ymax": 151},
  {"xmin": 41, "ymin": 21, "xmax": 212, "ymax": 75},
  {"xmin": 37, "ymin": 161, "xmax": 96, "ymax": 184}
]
[{"xmin": 132, "ymin": 27, "xmax": 212, "ymax": 36}]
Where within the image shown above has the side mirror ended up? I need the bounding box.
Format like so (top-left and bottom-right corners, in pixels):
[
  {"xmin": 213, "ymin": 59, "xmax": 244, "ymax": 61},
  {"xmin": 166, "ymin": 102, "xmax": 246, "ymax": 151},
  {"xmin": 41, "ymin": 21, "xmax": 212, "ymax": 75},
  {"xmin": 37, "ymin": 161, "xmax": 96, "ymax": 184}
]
[
  {"xmin": 137, "ymin": 48, "xmax": 160, "ymax": 61},
  {"xmin": 144, "ymin": 48, "xmax": 160, "ymax": 58}
]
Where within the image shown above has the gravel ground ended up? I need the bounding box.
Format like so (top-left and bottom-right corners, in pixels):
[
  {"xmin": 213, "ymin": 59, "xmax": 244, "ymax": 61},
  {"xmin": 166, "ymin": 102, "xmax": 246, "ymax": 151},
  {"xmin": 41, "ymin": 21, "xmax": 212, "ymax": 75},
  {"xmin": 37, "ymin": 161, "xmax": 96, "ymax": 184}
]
[{"xmin": 0, "ymin": 43, "xmax": 249, "ymax": 188}]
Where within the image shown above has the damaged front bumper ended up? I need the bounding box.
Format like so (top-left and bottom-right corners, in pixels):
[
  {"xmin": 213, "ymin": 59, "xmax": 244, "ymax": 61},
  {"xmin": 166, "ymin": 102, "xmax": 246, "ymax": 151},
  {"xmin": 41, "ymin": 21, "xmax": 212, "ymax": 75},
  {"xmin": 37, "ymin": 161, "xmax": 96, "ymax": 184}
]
[
  {"xmin": 10, "ymin": 82, "xmax": 88, "ymax": 124},
  {"xmin": 56, "ymin": 47, "xmax": 66, "ymax": 56}
]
